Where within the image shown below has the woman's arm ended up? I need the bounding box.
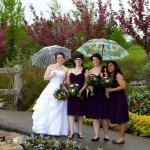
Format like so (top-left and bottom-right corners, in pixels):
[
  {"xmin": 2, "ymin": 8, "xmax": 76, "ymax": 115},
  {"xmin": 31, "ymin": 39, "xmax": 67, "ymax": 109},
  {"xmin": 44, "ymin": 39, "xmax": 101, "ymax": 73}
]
[
  {"xmin": 106, "ymin": 74, "xmax": 126, "ymax": 93},
  {"xmin": 44, "ymin": 65, "xmax": 56, "ymax": 80},
  {"xmin": 78, "ymin": 69, "xmax": 89, "ymax": 96},
  {"xmin": 66, "ymin": 69, "xmax": 71, "ymax": 87},
  {"xmin": 62, "ymin": 68, "xmax": 69, "ymax": 85},
  {"xmin": 100, "ymin": 72, "xmax": 103, "ymax": 78}
]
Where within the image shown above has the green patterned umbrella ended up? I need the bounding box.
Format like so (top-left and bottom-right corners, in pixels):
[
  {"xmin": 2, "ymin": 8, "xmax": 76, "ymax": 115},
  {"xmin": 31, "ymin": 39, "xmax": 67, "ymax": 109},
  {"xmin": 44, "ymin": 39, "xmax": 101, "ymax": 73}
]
[{"xmin": 77, "ymin": 38, "xmax": 129, "ymax": 60}]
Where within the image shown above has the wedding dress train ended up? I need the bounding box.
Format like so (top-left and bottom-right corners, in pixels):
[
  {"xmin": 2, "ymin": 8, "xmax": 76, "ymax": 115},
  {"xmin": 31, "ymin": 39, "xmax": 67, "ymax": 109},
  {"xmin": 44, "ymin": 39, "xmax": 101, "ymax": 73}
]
[{"xmin": 32, "ymin": 70, "xmax": 70, "ymax": 136}]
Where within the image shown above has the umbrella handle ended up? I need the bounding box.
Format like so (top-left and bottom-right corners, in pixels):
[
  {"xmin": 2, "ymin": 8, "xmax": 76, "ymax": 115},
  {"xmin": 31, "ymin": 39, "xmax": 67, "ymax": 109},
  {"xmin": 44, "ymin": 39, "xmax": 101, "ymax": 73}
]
[{"xmin": 102, "ymin": 44, "xmax": 104, "ymax": 59}]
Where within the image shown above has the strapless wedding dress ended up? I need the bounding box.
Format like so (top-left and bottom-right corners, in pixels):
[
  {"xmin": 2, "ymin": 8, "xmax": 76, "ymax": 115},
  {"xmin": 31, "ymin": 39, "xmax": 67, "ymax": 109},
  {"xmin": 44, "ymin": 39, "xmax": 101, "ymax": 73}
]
[{"xmin": 32, "ymin": 70, "xmax": 70, "ymax": 136}]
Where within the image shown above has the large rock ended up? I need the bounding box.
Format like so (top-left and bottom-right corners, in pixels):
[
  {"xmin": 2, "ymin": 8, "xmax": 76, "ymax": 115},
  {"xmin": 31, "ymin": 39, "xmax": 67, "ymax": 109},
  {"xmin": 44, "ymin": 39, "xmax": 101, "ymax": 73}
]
[{"xmin": 0, "ymin": 143, "xmax": 23, "ymax": 150}]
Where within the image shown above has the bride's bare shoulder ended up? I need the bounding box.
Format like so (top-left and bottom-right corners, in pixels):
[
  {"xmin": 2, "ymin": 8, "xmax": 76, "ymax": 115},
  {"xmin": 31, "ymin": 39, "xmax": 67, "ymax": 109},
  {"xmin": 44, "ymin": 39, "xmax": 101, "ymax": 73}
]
[{"xmin": 63, "ymin": 66, "xmax": 68, "ymax": 71}]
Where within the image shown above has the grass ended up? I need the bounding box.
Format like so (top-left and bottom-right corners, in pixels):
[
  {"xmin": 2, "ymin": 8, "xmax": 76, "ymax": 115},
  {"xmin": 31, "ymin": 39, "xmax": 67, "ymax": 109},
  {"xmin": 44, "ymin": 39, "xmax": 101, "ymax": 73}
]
[
  {"xmin": 101, "ymin": 44, "xmax": 147, "ymax": 82},
  {"xmin": 123, "ymin": 44, "xmax": 146, "ymax": 63}
]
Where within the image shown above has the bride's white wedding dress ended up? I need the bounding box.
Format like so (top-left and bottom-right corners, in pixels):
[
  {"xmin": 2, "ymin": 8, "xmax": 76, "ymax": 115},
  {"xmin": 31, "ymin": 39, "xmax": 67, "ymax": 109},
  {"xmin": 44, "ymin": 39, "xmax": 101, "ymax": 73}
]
[{"xmin": 32, "ymin": 70, "xmax": 70, "ymax": 136}]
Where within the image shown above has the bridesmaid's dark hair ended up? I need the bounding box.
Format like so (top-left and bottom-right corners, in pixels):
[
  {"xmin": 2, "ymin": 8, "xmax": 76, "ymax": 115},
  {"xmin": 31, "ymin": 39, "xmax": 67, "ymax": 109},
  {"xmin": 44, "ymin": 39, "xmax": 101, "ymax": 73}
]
[
  {"xmin": 101, "ymin": 65, "xmax": 108, "ymax": 77},
  {"xmin": 72, "ymin": 53, "xmax": 84, "ymax": 67},
  {"xmin": 107, "ymin": 61, "xmax": 123, "ymax": 80},
  {"xmin": 90, "ymin": 53, "xmax": 102, "ymax": 63},
  {"xmin": 101, "ymin": 66, "xmax": 107, "ymax": 72},
  {"xmin": 73, "ymin": 53, "xmax": 84, "ymax": 60},
  {"xmin": 55, "ymin": 52, "xmax": 65, "ymax": 59}
]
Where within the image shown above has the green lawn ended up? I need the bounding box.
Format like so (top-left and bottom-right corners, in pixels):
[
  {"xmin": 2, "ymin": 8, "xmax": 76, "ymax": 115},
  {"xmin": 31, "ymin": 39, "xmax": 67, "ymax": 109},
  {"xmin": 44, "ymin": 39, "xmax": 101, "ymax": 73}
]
[
  {"xmin": 124, "ymin": 44, "xmax": 146, "ymax": 63},
  {"xmin": 112, "ymin": 44, "xmax": 147, "ymax": 82}
]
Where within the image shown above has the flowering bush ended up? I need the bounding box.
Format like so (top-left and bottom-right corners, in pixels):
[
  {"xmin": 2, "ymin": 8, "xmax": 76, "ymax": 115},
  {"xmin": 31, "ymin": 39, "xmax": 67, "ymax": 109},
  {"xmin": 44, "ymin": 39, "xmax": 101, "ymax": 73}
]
[
  {"xmin": 68, "ymin": 84, "xmax": 80, "ymax": 97},
  {"xmin": 100, "ymin": 77, "xmax": 113, "ymax": 88},
  {"xmin": 54, "ymin": 84, "xmax": 68, "ymax": 101},
  {"xmin": 84, "ymin": 112, "xmax": 150, "ymax": 137},
  {"xmin": 128, "ymin": 90, "xmax": 150, "ymax": 116}
]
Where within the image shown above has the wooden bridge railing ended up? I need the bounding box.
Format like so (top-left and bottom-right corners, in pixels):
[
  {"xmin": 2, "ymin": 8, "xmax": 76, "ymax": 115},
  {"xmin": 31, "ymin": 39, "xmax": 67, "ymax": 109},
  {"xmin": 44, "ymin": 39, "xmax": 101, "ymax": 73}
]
[{"xmin": 0, "ymin": 65, "xmax": 22, "ymax": 110}]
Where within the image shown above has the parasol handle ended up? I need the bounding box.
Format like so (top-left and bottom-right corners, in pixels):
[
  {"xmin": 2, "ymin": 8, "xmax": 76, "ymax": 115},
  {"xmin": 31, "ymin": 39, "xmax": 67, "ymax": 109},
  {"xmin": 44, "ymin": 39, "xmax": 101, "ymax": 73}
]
[{"xmin": 102, "ymin": 44, "xmax": 104, "ymax": 59}]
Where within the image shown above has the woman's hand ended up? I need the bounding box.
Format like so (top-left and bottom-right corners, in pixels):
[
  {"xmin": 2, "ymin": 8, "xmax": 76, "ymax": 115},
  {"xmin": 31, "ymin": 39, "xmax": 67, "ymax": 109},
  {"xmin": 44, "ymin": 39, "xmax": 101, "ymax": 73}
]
[
  {"xmin": 77, "ymin": 90, "xmax": 82, "ymax": 97},
  {"xmin": 50, "ymin": 72, "xmax": 57, "ymax": 78},
  {"xmin": 88, "ymin": 86, "xmax": 94, "ymax": 96},
  {"xmin": 88, "ymin": 86, "xmax": 93, "ymax": 91},
  {"xmin": 106, "ymin": 88, "xmax": 112, "ymax": 93},
  {"xmin": 105, "ymin": 88, "xmax": 112, "ymax": 98}
]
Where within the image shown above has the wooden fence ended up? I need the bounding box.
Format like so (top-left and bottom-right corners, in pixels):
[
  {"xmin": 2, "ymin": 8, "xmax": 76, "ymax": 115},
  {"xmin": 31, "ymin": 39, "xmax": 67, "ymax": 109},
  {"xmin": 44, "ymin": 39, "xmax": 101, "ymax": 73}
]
[{"xmin": 0, "ymin": 65, "xmax": 22, "ymax": 110}]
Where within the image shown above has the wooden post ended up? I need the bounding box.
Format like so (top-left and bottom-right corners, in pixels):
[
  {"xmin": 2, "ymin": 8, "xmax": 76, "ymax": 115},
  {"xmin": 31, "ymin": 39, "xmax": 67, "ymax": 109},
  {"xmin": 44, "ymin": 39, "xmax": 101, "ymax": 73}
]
[
  {"xmin": 0, "ymin": 65, "xmax": 22, "ymax": 111},
  {"xmin": 13, "ymin": 65, "xmax": 22, "ymax": 111}
]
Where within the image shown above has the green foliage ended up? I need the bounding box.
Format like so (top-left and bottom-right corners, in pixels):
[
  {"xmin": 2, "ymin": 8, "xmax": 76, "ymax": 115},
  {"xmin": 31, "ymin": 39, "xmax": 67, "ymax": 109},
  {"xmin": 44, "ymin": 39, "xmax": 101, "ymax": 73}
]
[
  {"xmin": 18, "ymin": 67, "xmax": 47, "ymax": 111},
  {"xmin": 140, "ymin": 61, "xmax": 150, "ymax": 84},
  {"xmin": 47, "ymin": 0, "xmax": 61, "ymax": 15},
  {"xmin": 125, "ymin": 82, "xmax": 135, "ymax": 95},
  {"xmin": 128, "ymin": 90, "xmax": 150, "ymax": 116},
  {"xmin": 107, "ymin": 27, "xmax": 130, "ymax": 50},
  {"xmin": 27, "ymin": 100, "xmax": 37, "ymax": 112},
  {"xmin": 23, "ymin": 134, "xmax": 89, "ymax": 150},
  {"xmin": 3, "ymin": 48, "xmax": 32, "ymax": 68},
  {"xmin": 0, "ymin": 73, "xmax": 13, "ymax": 89},
  {"xmin": 0, "ymin": 0, "xmax": 25, "ymax": 65},
  {"xmin": 84, "ymin": 112, "xmax": 150, "ymax": 137},
  {"xmin": 127, "ymin": 112, "xmax": 150, "ymax": 137},
  {"xmin": 117, "ymin": 44, "xmax": 146, "ymax": 82}
]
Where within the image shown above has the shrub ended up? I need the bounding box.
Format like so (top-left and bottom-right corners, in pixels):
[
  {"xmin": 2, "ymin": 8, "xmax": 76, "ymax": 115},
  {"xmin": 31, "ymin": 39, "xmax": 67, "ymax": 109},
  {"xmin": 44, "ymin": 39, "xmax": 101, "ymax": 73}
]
[
  {"xmin": 18, "ymin": 67, "xmax": 47, "ymax": 111},
  {"xmin": 127, "ymin": 112, "xmax": 150, "ymax": 137},
  {"xmin": 84, "ymin": 112, "xmax": 150, "ymax": 137},
  {"xmin": 117, "ymin": 59, "xmax": 146, "ymax": 82},
  {"xmin": 125, "ymin": 82, "xmax": 135, "ymax": 95},
  {"xmin": 23, "ymin": 134, "xmax": 89, "ymax": 150},
  {"xmin": 140, "ymin": 61, "xmax": 150, "ymax": 84},
  {"xmin": 128, "ymin": 90, "xmax": 150, "ymax": 116}
]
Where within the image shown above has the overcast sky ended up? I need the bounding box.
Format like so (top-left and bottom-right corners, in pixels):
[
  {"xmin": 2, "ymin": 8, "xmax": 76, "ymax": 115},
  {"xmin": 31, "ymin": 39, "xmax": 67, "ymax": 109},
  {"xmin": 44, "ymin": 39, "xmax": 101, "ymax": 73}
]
[{"xmin": 21, "ymin": 0, "xmax": 130, "ymax": 23}]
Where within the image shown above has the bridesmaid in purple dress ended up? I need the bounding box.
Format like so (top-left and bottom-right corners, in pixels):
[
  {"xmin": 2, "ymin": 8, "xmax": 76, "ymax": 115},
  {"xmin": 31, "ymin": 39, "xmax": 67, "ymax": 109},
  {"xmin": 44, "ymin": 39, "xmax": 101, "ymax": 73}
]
[
  {"xmin": 86, "ymin": 53, "xmax": 109, "ymax": 142},
  {"xmin": 67, "ymin": 53, "xmax": 88, "ymax": 139},
  {"xmin": 106, "ymin": 61, "xmax": 129, "ymax": 144}
]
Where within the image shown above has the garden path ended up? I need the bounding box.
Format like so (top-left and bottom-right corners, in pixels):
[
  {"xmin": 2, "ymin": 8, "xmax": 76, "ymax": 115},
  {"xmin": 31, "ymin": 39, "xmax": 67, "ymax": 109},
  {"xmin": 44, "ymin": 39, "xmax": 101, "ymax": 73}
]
[{"xmin": 0, "ymin": 110, "xmax": 149, "ymax": 150}]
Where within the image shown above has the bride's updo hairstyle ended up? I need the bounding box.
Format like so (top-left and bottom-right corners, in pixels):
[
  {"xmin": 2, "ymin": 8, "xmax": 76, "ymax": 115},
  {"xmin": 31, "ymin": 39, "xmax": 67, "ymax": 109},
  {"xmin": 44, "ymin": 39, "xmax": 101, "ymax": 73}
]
[{"xmin": 55, "ymin": 52, "xmax": 65, "ymax": 59}]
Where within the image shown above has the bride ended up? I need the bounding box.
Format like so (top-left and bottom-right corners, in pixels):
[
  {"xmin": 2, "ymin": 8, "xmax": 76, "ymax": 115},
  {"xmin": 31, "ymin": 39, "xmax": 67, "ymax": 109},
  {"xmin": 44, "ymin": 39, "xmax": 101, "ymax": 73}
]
[{"xmin": 32, "ymin": 52, "xmax": 70, "ymax": 136}]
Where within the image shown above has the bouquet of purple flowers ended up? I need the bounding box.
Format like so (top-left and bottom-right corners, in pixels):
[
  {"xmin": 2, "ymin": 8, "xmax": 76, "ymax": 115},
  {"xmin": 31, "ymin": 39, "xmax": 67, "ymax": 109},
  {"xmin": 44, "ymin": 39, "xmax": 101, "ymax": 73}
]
[
  {"xmin": 54, "ymin": 84, "xmax": 68, "ymax": 100},
  {"xmin": 68, "ymin": 83, "xmax": 80, "ymax": 97}
]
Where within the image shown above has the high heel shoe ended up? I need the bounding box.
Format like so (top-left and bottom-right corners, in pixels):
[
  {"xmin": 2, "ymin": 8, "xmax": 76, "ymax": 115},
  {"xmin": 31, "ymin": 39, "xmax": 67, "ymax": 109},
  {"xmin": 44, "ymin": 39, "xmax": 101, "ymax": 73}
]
[
  {"xmin": 68, "ymin": 134, "xmax": 74, "ymax": 139},
  {"xmin": 91, "ymin": 137, "xmax": 100, "ymax": 141}
]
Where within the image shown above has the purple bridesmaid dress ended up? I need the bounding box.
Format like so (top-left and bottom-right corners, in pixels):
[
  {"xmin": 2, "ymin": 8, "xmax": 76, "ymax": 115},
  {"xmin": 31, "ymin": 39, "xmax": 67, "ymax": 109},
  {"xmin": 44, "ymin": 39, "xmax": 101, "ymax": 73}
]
[
  {"xmin": 67, "ymin": 68, "xmax": 87, "ymax": 116},
  {"xmin": 86, "ymin": 75, "xmax": 109, "ymax": 119},
  {"xmin": 109, "ymin": 79, "xmax": 129, "ymax": 124}
]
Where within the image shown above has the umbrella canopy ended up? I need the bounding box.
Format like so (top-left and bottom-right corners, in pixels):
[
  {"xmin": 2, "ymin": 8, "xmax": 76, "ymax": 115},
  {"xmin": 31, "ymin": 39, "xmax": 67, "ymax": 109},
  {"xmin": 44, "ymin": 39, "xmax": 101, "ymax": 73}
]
[
  {"xmin": 31, "ymin": 45, "xmax": 71, "ymax": 68},
  {"xmin": 77, "ymin": 38, "xmax": 129, "ymax": 60}
]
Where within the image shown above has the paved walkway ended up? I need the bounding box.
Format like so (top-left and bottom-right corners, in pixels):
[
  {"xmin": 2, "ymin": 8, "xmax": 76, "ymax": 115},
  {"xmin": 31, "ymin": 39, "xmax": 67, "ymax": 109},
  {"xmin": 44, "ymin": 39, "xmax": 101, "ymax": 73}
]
[{"xmin": 0, "ymin": 110, "xmax": 149, "ymax": 150}]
